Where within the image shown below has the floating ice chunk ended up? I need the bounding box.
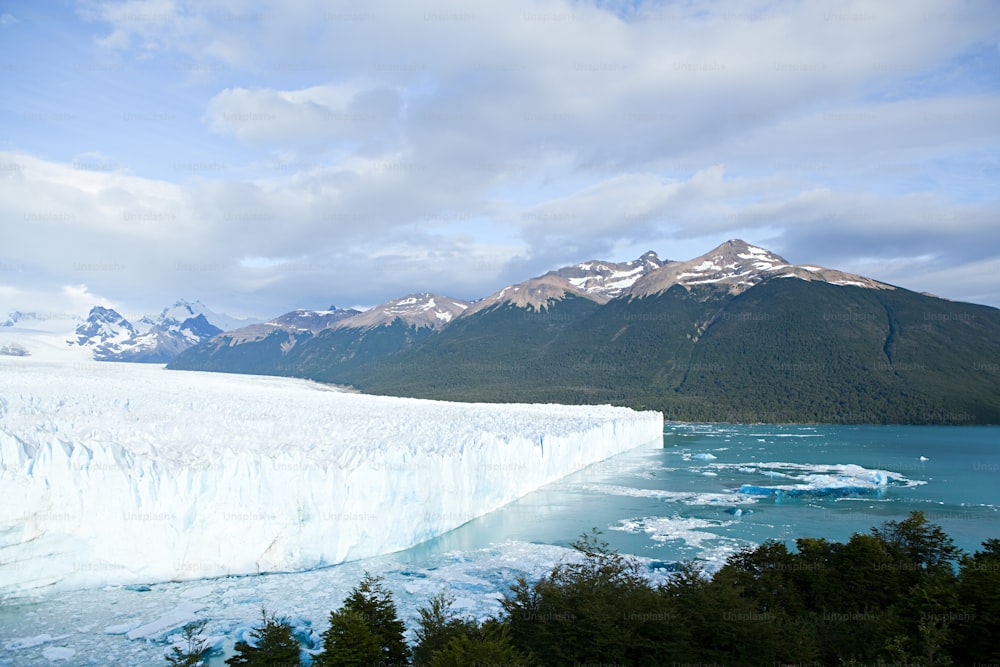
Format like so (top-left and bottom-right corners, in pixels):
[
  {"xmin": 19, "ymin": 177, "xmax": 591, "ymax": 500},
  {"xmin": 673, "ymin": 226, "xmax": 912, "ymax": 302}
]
[
  {"xmin": 125, "ymin": 604, "xmax": 205, "ymax": 641},
  {"xmin": 919, "ymin": 456, "xmax": 930, "ymax": 461},
  {"xmin": 5, "ymin": 634, "xmax": 56, "ymax": 650},
  {"xmin": 104, "ymin": 620, "xmax": 143, "ymax": 635},
  {"xmin": 691, "ymin": 452, "xmax": 717, "ymax": 460},
  {"xmin": 179, "ymin": 585, "xmax": 216, "ymax": 599},
  {"xmin": 611, "ymin": 515, "xmax": 746, "ymax": 568},
  {"xmin": 728, "ymin": 462, "xmax": 923, "ymax": 500},
  {"xmin": 41, "ymin": 647, "xmax": 76, "ymax": 662},
  {"xmin": 571, "ymin": 483, "xmax": 758, "ymax": 506}
]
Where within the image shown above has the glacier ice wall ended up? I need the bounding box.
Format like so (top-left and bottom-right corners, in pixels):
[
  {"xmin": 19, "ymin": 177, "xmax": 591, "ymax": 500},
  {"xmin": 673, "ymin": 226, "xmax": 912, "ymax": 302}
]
[{"xmin": 0, "ymin": 361, "xmax": 662, "ymax": 594}]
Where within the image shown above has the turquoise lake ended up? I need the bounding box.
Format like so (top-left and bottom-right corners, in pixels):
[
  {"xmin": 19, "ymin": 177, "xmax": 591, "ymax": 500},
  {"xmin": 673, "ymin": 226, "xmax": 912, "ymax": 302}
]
[{"xmin": 416, "ymin": 422, "xmax": 1000, "ymax": 567}]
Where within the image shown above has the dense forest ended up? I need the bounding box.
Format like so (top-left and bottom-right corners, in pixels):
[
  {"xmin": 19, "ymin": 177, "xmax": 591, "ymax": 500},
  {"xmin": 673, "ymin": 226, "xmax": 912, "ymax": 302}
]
[
  {"xmin": 166, "ymin": 512, "xmax": 1000, "ymax": 666},
  {"xmin": 339, "ymin": 282, "xmax": 1000, "ymax": 424}
]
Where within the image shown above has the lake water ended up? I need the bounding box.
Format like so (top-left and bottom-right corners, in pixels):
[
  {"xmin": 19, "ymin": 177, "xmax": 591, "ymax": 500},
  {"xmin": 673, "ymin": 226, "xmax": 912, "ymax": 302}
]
[{"xmin": 2, "ymin": 423, "xmax": 998, "ymax": 665}]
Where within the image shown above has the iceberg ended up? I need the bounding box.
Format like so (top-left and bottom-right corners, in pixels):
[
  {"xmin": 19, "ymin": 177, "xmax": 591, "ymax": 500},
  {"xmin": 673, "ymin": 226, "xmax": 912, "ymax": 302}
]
[
  {"xmin": 723, "ymin": 462, "xmax": 923, "ymax": 501},
  {"xmin": 0, "ymin": 360, "xmax": 662, "ymax": 595}
]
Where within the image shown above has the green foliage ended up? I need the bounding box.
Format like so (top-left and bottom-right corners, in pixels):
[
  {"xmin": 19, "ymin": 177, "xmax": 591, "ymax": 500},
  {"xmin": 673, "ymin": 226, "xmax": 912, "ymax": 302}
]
[
  {"xmin": 871, "ymin": 510, "xmax": 960, "ymax": 571},
  {"xmin": 494, "ymin": 513, "xmax": 986, "ymax": 666},
  {"xmin": 222, "ymin": 514, "xmax": 998, "ymax": 666},
  {"xmin": 165, "ymin": 620, "xmax": 209, "ymax": 666},
  {"xmin": 315, "ymin": 572, "xmax": 408, "ymax": 667},
  {"xmin": 225, "ymin": 609, "xmax": 301, "ymax": 667},
  {"xmin": 429, "ymin": 622, "xmax": 532, "ymax": 667},
  {"xmin": 502, "ymin": 529, "xmax": 687, "ymax": 666},
  {"xmin": 411, "ymin": 591, "xmax": 477, "ymax": 666},
  {"xmin": 952, "ymin": 539, "xmax": 1000, "ymax": 664},
  {"xmin": 315, "ymin": 607, "xmax": 381, "ymax": 667}
]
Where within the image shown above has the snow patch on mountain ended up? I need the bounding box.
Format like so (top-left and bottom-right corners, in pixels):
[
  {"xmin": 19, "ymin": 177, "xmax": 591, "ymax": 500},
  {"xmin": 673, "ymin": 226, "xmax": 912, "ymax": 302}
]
[
  {"xmin": 69, "ymin": 304, "xmax": 220, "ymax": 363},
  {"xmin": 2, "ymin": 310, "xmax": 84, "ymax": 331},
  {"xmin": 337, "ymin": 293, "xmax": 471, "ymax": 330},
  {"xmin": 464, "ymin": 251, "xmax": 664, "ymax": 315},
  {"xmin": 64, "ymin": 300, "xmax": 259, "ymax": 363},
  {"xmin": 220, "ymin": 307, "xmax": 362, "ymax": 346},
  {"xmin": 629, "ymin": 240, "xmax": 894, "ymax": 297},
  {"xmin": 560, "ymin": 251, "xmax": 664, "ymax": 298}
]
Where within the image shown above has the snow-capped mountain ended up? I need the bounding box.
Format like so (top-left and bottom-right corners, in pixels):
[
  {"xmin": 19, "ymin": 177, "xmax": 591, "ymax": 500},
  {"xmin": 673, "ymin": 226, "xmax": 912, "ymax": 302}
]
[
  {"xmin": 69, "ymin": 300, "xmax": 259, "ymax": 363},
  {"xmin": 145, "ymin": 299, "xmax": 258, "ymax": 333},
  {"xmin": 464, "ymin": 251, "xmax": 665, "ymax": 315},
  {"xmin": 338, "ymin": 293, "xmax": 470, "ymax": 331},
  {"xmin": 168, "ymin": 297, "xmax": 470, "ymax": 376},
  {"xmin": 272, "ymin": 307, "xmax": 363, "ymax": 332},
  {"xmin": 2, "ymin": 310, "xmax": 83, "ymax": 331},
  {"xmin": 628, "ymin": 239, "xmax": 892, "ymax": 297},
  {"xmin": 167, "ymin": 240, "xmax": 1000, "ymax": 424},
  {"xmin": 72, "ymin": 306, "xmax": 137, "ymax": 347},
  {"xmin": 554, "ymin": 251, "xmax": 665, "ymax": 298},
  {"xmin": 211, "ymin": 306, "xmax": 362, "ymax": 347}
]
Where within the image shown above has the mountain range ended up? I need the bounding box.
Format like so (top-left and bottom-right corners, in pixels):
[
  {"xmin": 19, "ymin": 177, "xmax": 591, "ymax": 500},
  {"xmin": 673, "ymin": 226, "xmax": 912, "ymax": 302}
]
[
  {"xmin": 67, "ymin": 300, "xmax": 258, "ymax": 362},
  {"xmin": 166, "ymin": 240, "xmax": 1000, "ymax": 424}
]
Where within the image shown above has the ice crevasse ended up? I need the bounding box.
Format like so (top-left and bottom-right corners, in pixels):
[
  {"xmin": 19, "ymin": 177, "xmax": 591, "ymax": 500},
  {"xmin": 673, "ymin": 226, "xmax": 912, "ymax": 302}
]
[{"xmin": 0, "ymin": 361, "xmax": 663, "ymax": 594}]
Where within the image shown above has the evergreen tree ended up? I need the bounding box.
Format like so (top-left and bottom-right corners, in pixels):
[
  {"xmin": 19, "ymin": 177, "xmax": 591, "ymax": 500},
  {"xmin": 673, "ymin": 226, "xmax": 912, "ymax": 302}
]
[
  {"xmin": 184, "ymin": 513, "xmax": 999, "ymax": 667},
  {"xmin": 316, "ymin": 608, "xmax": 381, "ymax": 667},
  {"xmin": 225, "ymin": 609, "xmax": 301, "ymax": 667},
  {"xmin": 429, "ymin": 621, "xmax": 533, "ymax": 667},
  {"xmin": 411, "ymin": 591, "xmax": 477, "ymax": 666},
  {"xmin": 165, "ymin": 620, "xmax": 209, "ymax": 666},
  {"xmin": 951, "ymin": 538, "xmax": 1000, "ymax": 665},
  {"xmin": 315, "ymin": 572, "xmax": 408, "ymax": 667},
  {"xmin": 871, "ymin": 511, "xmax": 960, "ymax": 572},
  {"xmin": 502, "ymin": 529, "xmax": 686, "ymax": 666}
]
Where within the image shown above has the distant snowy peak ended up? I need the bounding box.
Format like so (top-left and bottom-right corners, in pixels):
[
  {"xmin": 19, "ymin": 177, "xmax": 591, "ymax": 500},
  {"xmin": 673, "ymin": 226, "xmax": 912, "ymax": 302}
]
[
  {"xmin": 68, "ymin": 300, "xmax": 249, "ymax": 362},
  {"xmin": 2, "ymin": 310, "xmax": 83, "ymax": 332},
  {"xmin": 92, "ymin": 314, "xmax": 224, "ymax": 363},
  {"xmin": 556, "ymin": 250, "xmax": 665, "ymax": 299},
  {"xmin": 270, "ymin": 307, "xmax": 363, "ymax": 330},
  {"xmin": 73, "ymin": 306, "xmax": 137, "ymax": 347},
  {"xmin": 465, "ymin": 251, "xmax": 664, "ymax": 315},
  {"xmin": 154, "ymin": 299, "xmax": 257, "ymax": 332},
  {"xmin": 220, "ymin": 307, "xmax": 363, "ymax": 345},
  {"xmin": 463, "ymin": 275, "xmax": 593, "ymax": 316},
  {"xmin": 628, "ymin": 240, "xmax": 893, "ymax": 297},
  {"xmin": 337, "ymin": 293, "xmax": 471, "ymax": 331}
]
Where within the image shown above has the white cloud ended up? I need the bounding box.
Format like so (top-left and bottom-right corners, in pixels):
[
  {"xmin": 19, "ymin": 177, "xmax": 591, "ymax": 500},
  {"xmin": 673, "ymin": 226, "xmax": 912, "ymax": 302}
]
[
  {"xmin": 0, "ymin": 283, "xmax": 119, "ymax": 319},
  {"xmin": 206, "ymin": 84, "xmax": 402, "ymax": 150},
  {"xmin": 9, "ymin": 143, "xmax": 998, "ymax": 315},
  {"xmin": 2, "ymin": 0, "xmax": 996, "ymax": 315}
]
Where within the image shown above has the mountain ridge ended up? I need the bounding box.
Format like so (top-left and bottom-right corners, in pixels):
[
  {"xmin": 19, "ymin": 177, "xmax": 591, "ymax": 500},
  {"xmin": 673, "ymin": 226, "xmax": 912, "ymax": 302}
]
[
  {"xmin": 66, "ymin": 300, "xmax": 262, "ymax": 362},
  {"xmin": 463, "ymin": 250, "xmax": 666, "ymax": 315},
  {"xmin": 166, "ymin": 240, "xmax": 1000, "ymax": 424},
  {"xmin": 628, "ymin": 240, "xmax": 891, "ymax": 298}
]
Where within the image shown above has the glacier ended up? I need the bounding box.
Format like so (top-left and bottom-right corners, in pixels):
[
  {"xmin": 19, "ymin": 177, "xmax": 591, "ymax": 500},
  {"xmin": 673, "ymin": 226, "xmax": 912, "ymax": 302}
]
[{"xmin": 0, "ymin": 359, "xmax": 662, "ymax": 595}]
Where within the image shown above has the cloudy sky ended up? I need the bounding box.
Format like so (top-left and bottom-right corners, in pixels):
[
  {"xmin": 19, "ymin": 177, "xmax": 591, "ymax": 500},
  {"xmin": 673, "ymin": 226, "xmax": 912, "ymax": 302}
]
[{"xmin": 1, "ymin": 0, "xmax": 998, "ymax": 320}]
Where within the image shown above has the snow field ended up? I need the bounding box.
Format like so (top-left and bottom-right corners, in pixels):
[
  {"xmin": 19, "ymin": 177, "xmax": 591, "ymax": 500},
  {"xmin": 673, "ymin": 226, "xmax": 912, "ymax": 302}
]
[{"xmin": 0, "ymin": 359, "xmax": 662, "ymax": 594}]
